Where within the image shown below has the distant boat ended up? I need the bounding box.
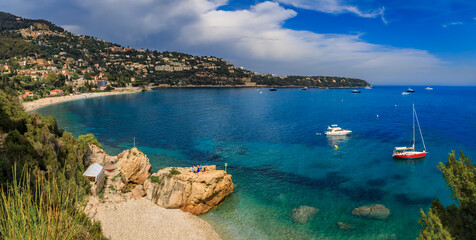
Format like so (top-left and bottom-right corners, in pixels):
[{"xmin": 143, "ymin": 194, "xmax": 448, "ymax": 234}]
[
  {"xmin": 406, "ymin": 88, "xmax": 415, "ymax": 92},
  {"xmin": 425, "ymin": 87, "xmax": 433, "ymax": 90},
  {"xmin": 325, "ymin": 124, "xmax": 352, "ymax": 136},
  {"xmin": 393, "ymin": 104, "xmax": 427, "ymax": 160},
  {"xmin": 402, "ymin": 92, "xmax": 410, "ymax": 95},
  {"xmin": 269, "ymin": 88, "xmax": 277, "ymax": 91},
  {"xmin": 301, "ymin": 87, "xmax": 308, "ymax": 90},
  {"xmin": 352, "ymin": 90, "xmax": 361, "ymax": 93},
  {"xmin": 365, "ymin": 86, "xmax": 372, "ymax": 89}
]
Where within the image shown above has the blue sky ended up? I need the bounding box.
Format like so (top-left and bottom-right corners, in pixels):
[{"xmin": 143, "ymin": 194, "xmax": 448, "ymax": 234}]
[{"xmin": 1, "ymin": 0, "xmax": 475, "ymax": 85}]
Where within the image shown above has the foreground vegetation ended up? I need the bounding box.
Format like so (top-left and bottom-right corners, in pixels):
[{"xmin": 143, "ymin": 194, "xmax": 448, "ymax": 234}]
[
  {"xmin": 0, "ymin": 87, "xmax": 106, "ymax": 238},
  {"xmin": 419, "ymin": 151, "xmax": 475, "ymax": 240},
  {"xmin": 0, "ymin": 167, "xmax": 104, "ymax": 239}
]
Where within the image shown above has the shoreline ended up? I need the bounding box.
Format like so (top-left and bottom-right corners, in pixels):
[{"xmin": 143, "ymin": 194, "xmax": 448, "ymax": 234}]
[
  {"xmin": 151, "ymin": 84, "xmax": 370, "ymax": 89},
  {"xmin": 22, "ymin": 90, "xmax": 141, "ymax": 112},
  {"xmin": 87, "ymin": 197, "xmax": 221, "ymax": 240}
]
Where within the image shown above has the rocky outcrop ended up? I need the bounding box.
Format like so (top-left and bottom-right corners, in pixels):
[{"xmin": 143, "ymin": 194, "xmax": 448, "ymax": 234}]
[
  {"xmin": 144, "ymin": 166, "xmax": 233, "ymax": 215},
  {"xmin": 85, "ymin": 144, "xmax": 117, "ymax": 165},
  {"xmin": 351, "ymin": 204, "xmax": 390, "ymax": 219},
  {"xmin": 291, "ymin": 206, "xmax": 318, "ymax": 224},
  {"xmin": 85, "ymin": 147, "xmax": 233, "ymax": 216},
  {"xmin": 337, "ymin": 222, "xmax": 354, "ymax": 230},
  {"xmin": 117, "ymin": 148, "xmax": 151, "ymax": 184}
]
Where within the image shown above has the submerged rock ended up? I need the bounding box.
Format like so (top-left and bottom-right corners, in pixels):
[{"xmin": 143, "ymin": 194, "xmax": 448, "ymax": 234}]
[
  {"xmin": 291, "ymin": 206, "xmax": 318, "ymax": 224},
  {"xmin": 351, "ymin": 204, "xmax": 390, "ymax": 219},
  {"xmin": 337, "ymin": 222, "xmax": 354, "ymax": 230},
  {"xmin": 144, "ymin": 165, "xmax": 233, "ymax": 215},
  {"xmin": 118, "ymin": 148, "xmax": 151, "ymax": 184}
]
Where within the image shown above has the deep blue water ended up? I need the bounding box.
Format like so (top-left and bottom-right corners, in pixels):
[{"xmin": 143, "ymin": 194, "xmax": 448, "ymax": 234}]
[{"xmin": 37, "ymin": 86, "xmax": 476, "ymax": 240}]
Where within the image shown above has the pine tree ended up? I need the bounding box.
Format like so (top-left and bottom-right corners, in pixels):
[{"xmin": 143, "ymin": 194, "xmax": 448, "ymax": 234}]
[{"xmin": 419, "ymin": 151, "xmax": 476, "ymax": 240}]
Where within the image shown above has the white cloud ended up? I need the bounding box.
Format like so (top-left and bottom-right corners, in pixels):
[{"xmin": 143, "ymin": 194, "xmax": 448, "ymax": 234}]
[
  {"xmin": 277, "ymin": 0, "xmax": 387, "ymax": 23},
  {"xmin": 0, "ymin": 0, "xmax": 474, "ymax": 85},
  {"xmin": 442, "ymin": 22, "xmax": 463, "ymax": 28},
  {"xmin": 61, "ymin": 25, "xmax": 82, "ymax": 34}
]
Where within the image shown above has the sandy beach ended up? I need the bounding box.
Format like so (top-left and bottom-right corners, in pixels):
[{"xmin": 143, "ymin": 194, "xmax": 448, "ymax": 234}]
[
  {"xmin": 22, "ymin": 91, "xmax": 140, "ymax": 112},
  {"xmin": 87, "ymin": 197, "xmax": 221, "ymax": 240}
]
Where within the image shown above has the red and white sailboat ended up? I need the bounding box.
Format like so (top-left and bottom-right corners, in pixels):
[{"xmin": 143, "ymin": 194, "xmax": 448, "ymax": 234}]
[{"xmin": 393, "ymin": 104, "xmax": 427, "ymax": 159}]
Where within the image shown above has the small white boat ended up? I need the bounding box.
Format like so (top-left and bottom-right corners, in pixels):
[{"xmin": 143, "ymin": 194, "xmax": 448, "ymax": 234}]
[
  {"xmin": 325, "ymin": 124, "xmax": 352, "ymax": 136},
  {"xmin": 365, "ymin": 86, "xmax": 372, "ymax": 89},
  {"xmin": 402, "ymin": 92, "xmax": 410, "ymax": 95},
  {"xmin": 406, "ymin": 88, "xmax": 415, "ymax": 92},
  {"xmin": 425, "ymin": 87, "xmax": 433, "ymax": 90}
]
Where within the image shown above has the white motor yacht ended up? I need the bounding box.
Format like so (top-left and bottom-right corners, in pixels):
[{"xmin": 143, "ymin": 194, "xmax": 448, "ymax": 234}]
[{"xmin": 325, "ymin": 125, "xmax": 352, "ymax": 136}]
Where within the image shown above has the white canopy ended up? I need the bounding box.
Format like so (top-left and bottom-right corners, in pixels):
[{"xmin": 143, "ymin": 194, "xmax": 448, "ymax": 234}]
[{"xmin": 83, "ymin": 163, "xmax": 103, "ymax": 178}]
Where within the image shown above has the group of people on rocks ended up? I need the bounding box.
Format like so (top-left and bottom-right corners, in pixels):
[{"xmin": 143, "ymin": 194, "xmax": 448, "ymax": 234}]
[{"xmin": 191, "ymin": 165, "xmax": 206, "ymax": 173}]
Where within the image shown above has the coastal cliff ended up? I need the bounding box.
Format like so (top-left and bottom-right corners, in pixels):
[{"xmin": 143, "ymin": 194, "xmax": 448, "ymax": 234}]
[
  {"xmin": 83, "ymin": 145, "xmax": 232, "ymax": 239},
  {"xmin": 144, "ymin": 166, "xmax": 234, "ymax": 215},
  {"xmin": 85, "ymin": 145, "xmax": 233, "ymax": 215}
]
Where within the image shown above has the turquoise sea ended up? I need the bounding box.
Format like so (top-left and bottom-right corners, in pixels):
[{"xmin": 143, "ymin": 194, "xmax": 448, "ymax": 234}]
[{"xmin": 37, "ymin": 86, "xmax": 476, "ymax": 240}]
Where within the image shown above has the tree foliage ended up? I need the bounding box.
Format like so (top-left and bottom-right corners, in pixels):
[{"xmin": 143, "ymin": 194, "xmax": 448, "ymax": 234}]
[
  {"xmin": 0, "ymin": 87, "xmax": 106, "ymax": 238},
  {"xmin": 419, "ymin": 151, "xmax": 476, "ymax": 240},
  {"xmin": 0, "ymin": 32, "xmax": 40, "ymax": 59}
]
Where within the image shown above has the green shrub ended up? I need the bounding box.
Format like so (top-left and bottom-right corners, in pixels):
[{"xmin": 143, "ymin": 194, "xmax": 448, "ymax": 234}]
[
  {"xmin": 78, "ymin": 133, "xmax": 102, "ymax": 149},
  {"xmin": 111, "ymin": 172, "xmax": 122, "ymax": 182},
  {"xmin": 150, "ymin": 175, "xmax": 161, "ymax": 184},
  {"xmin": 170, "ymin": 168, "xmax": 181, "ymax": 175},
  {"xmin": 108, "ymin": 185, "xmax": 116, "ymax": 191}
]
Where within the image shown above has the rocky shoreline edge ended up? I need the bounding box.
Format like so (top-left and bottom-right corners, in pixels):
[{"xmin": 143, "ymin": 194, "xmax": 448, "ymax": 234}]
[{"xmin": 83, "ymin": 145, "xmax": 234, "ymax": 240}]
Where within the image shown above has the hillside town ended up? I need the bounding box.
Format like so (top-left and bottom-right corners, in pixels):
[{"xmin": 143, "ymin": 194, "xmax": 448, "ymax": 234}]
[{"xmin": 0, "ymin": 13, "xmax": 369, "ymax": 102}]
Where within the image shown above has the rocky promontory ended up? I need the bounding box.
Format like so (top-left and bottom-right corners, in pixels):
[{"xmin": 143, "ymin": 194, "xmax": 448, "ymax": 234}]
[
  {"xmin": 83, "ymin": 145, "xmax": 233, "ymax": 239},
  {"xmin": 144, "ymin": 166, "xmax": 234, "ymax": 215},
  {"xmin": 85, "ymin": 145, "xmax": 233, "ymax": 215}
]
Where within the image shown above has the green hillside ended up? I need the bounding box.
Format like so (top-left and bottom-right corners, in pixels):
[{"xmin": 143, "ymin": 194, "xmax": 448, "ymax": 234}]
[{"xmin": 0, "ymin": 11, "xmax": 370, "ymax": 95}]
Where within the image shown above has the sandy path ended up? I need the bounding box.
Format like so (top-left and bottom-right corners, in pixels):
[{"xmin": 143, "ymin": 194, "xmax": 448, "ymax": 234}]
[
  {"xmin": 90, "ymin": 198, "xmax": 221, "ymax": 240},
  {"xmin": 22, "ymin": 91, "xmax": 140, "ymax": 112}
]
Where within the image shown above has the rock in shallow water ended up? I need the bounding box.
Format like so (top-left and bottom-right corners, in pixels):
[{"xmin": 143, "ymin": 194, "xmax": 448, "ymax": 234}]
[
  {"xmin": 291, "ymin": 206, "xmax": 318, "ymax": 224},
  {"xmin": 337, "ymin": 222, "xmax": 354, "ymax": 230},
  {"xmin": 351, "ymin": 204, "xmax": 390, "ymax": 219}
]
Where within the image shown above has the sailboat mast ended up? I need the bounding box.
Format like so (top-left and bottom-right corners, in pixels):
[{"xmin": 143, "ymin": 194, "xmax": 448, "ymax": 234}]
[
  {"xmin": 414, "ymin": 107, "xmax": 427, "ymax": 152},
  {"xmin": 412, "ymin": 104, "xmax": 415, "ymax": 148}
]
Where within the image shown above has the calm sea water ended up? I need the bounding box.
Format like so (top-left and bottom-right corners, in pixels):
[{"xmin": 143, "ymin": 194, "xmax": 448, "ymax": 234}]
[{"xmin": 37, "ymin": 86, "xmax": 476, "ymax": 240}]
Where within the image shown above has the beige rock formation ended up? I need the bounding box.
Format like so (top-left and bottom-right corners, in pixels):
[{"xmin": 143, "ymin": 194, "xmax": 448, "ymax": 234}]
[
  {"xmin": 291, "ymin": 206, "xmax": 318, "ymax": 224},
  {"xmin": 351, "ymin": 204, "xmax": 390, "ymax": 219},
  {"xmin": 144, "ymin": 166, "xmax": 233, "ymax": 215},
  {"xmin": 85, "ymin": 144, "xmax": 117, "ymax": 165},
  {"xmin": 117, "ymin": 148, "xmax": 151, "ymax": 184}
]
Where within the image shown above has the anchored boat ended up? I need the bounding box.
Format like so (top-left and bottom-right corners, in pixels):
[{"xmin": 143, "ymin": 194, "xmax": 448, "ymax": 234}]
[
  {"xmin": 393, "ymin": 104, "xmax": 427, "ymax": 159},
  {"xmin": 325, "ymin": 124, "xmax": 352, "ymax": 136}
]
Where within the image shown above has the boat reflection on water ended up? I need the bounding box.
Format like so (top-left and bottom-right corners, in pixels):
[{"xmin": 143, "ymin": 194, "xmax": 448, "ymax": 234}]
[{"xmin": 326, "ymin": 135, "xmax": 350, "ymax": 146}]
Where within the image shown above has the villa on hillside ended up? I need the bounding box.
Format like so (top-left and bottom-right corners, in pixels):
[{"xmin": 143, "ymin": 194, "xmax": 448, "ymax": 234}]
[
  {"xmin": 18, "ymin": 90, "xmax": 34, "ymax": 100},
  {"xmin": 49, "ymin": 89, "xmax": 64, "ymax": 96}
]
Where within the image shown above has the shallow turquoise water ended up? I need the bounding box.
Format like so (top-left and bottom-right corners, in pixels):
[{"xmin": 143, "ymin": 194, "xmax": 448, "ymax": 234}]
[{"xmin": 37, "ymin": 86, "xmax": 476, "ymax": 239}]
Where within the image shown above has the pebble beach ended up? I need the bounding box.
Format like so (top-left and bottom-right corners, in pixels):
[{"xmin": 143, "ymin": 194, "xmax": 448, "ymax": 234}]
[{"xmin": 22, "ymin": 91, "xmax": 140, "ymax": 112}]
